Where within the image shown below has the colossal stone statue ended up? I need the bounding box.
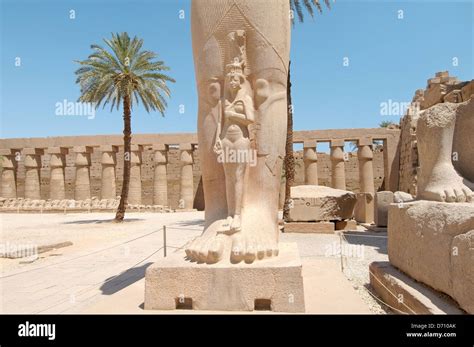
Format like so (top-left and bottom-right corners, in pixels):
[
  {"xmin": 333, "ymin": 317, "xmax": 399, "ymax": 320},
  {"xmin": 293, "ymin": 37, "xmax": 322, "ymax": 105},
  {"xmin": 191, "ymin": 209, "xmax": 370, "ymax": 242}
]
[
  {"xmin": 388, "ymin": 94, "xmax": 474, "ymax": 313},
  {"xmin": 186, "ymin": 0, "xmax": 291, "ymax": 264},
  {"xmin": 417, "ymin": 98, "xmax": 474, "ymax": 202},
  {"xmin": 145, "ymin": 1, "xmax": 304, "ymax": 312}
]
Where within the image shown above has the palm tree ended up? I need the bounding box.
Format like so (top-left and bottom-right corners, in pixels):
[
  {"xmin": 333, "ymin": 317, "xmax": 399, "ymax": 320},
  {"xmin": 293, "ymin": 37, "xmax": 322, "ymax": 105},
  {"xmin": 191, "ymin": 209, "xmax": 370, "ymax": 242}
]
[
  {"xmin": 75, "ymin": 32, "xmax": 175, "ymax": 222},
  {"xmin": 379, "ymin": 120, "xmax": 398, "ymax": 128},
  {"xmin": 283, "ymin": 0, "xmax": 332, "ymax": 221}
]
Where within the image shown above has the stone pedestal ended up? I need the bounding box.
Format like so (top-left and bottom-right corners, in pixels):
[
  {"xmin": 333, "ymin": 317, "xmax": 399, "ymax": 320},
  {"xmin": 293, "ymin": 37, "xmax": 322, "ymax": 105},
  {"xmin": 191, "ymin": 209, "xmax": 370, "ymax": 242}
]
[
  {"xmin": 74, "ymin": 146, "xmax": 93, "ymax": 200},
  {"xmin": 370, "ymin": 261, "xmax": 464, "ymax": 314},
  {"xmin": 145, "ymin": 243, "xmax": 305, "ymax": 312},
  {"xmin": 388, "ymin": 201, "xmax": 474, "ymax": 314},
  {"xmin": 330, "ymin": 139, "xmax": 346, "ymax": 190},
  {"xmin": 100, "ymin": 145, "xmax": 118, "ymax": 199},
  {"xmin": 47, "ymin": 147, "xmax": 68, "ymax": 200},
  {"xmin": 303, "ymin": 140, "xmax": 318, "ymax": 185},
  {"xmin": 153, "ymin": 144, "xmax": 168, "ymax": 206},
  {"xmin": 0, "ymin": 149, "xmax": 19, "ymax": 198},
  {"xmin": 179, "ymin": 143, "xmax": 194, "ymax": 210},
  {"xmin": 23, "ymin": 148, "xmax": 44, "ymax": 200},
  {"xmin": 128, "ymin": 145, "xmax": 143, "ymax": 205}
]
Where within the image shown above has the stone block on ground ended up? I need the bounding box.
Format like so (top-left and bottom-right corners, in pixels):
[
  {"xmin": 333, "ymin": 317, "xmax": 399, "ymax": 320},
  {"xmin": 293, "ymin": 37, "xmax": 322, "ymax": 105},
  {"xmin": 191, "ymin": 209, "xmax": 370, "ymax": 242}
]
[
  {"xmin": 374, "ymin": 191, "xmax": 394, "ymax": 227},
  {"xmin": 288, "ymin": 185, "xmax": 356, "ymax": 222},
  {"xmin": 393, "ymin": 191, "xmax": 415, "ymax": 203},
  {"xmin": 369, "ymin": 261, "xmax": 464, "ymax": 314},
  {"xmin": 145, "ymin": 243, "xmax": 305, "ymax": 312},
  {"xmin": 388, "ymin": 201, "xmax": 474, "ymax": 313}
]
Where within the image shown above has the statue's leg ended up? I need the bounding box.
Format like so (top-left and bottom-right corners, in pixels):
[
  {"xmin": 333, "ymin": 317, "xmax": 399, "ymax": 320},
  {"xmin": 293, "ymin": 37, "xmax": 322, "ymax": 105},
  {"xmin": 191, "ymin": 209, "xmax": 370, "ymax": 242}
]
[
  {"xmin": 189, "ymin": 0, "xmax": 290, "ymax": 264},
  {"xmin": 222, "ymin": 139, "xmax": 236, "ymax": 219},
  {"xmin": 229, "ymin": 1, "xmax": 291, "ymax": 263},
  {"xmin": 229, "ymin": 137, "xmax": 251, "ymax": 232},
  {"xmin": 417, "ymin": 103, "xmax": 472, "ymax": 202},
  {"xmin": 185, "ymin": 2, "xmax": 229, "ymax": 263}
]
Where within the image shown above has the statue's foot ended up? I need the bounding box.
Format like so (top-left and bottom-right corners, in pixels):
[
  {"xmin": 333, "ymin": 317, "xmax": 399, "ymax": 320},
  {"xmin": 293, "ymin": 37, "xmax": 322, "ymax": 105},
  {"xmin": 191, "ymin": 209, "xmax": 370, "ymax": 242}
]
[
  {"xmin": 185, "ymin": 232, "xmax": 225, "ymax": 264},
  {"xmin": 420, "ymin": 164, "xmax": 473, "ymax": 202},
  {"xmin": 185, "ymin": 218, "xmax": 279, "ymax": 264},
  {"xmin": 230, "ymin": 232, "xmax": 278, "ymax": 264}
]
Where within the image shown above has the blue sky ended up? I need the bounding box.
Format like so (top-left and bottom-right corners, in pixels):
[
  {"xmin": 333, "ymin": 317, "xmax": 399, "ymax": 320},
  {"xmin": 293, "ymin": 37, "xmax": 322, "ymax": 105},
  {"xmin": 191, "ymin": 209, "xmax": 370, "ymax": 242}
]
[{"xmin": 1, "ymin": 0, "xmax": 472, "ymax": 139}]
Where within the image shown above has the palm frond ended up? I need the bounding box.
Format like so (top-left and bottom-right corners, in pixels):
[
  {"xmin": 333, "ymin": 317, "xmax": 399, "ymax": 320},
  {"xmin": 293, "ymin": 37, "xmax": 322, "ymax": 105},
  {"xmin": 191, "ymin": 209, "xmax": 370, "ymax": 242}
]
[
  {"xmin": 290, "ymin": 0, "xmax": 332, "ymax": 24},
  {"xmin": 75, "ymin": 32, "xmax": 175, "ymax": 116}
]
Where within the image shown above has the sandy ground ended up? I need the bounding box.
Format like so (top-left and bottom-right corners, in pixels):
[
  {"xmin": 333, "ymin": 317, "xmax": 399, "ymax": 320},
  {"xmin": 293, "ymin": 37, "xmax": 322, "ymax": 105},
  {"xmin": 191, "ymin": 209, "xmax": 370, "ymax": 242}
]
[
  {"xmin": 0, "ymin": 212, "xmax": 388, "ymax": 314},
  {"xmin": 0, "ymin": 212, "xmax": 203, "ymax": 272}
]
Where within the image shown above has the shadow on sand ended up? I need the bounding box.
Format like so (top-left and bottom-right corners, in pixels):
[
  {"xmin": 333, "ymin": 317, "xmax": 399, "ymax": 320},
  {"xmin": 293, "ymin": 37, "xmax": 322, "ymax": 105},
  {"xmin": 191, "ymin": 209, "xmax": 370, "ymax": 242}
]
[
  {"xmin": 167, "ymin": 219, "xmax": 205, "ymax": 229},
  {"xmin": 343, "ymin": 231, "xmax": 388, "ymax": 255},
  {"xmin": 63, "ymin": 218, "xmax": 144, "ymax": 225},
  {"xmin": 100, "ymin": 262, "xmax": 153, "ymax": 295}
]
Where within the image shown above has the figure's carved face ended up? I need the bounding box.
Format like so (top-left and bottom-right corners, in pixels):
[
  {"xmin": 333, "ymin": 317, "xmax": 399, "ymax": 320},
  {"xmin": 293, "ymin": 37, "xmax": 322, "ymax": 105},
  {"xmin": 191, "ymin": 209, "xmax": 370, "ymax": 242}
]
[{"xmin": 228, "ymin": 73, "xmax": 241, "ymax": 91}]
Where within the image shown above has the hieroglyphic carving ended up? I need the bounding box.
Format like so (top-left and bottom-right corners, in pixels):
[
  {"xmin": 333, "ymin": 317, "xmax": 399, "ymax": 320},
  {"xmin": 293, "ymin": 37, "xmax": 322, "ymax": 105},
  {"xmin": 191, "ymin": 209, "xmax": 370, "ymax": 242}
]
[{"xmin": 213, "ymin": 31, "xmax": 255, "ymax": 233}]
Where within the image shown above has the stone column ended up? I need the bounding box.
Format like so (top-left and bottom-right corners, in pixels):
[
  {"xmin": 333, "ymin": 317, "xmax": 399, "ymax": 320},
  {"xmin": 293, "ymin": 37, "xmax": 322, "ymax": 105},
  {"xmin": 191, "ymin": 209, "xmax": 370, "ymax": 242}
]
[
  {"xmin": 153, "ymin": 144, "xmax": 168, "ymax": 206},
  {"xmin": 330, "ymin": 139, "xmax": 346, "ymax": 190},
  {"xmin": 358, "ymin": 138, "xmax": 375, "ymax": 194},
  {"xmin": 100, "ymin": 145, "xmax": 118, "ymax": 200},
  {"xmin": 46, "ymin": 147, "xmax": 68, "ymax": 200},
  {"xmin": 73, "ymin": 146, "xmax": 93, "ymax": 200},
  {"xmin": 128, "ymin": 145, "xmax": 143, "ymax": 205},
  {"xmin": 23, "ymin": 148, "xmax": 44, "ymax": 200},
  {"xmin": 0, "ymin": 149, "xmax": 19, "ymax": 198},
  {"xmin": 303, "ymin": 140, "xmax": 318, "ymax": 185},
  {"xmin": 179, "ymin": 143, "xmax": 194, "ymax": 209},
  {"xmin": 355, "ymin": 138, "xmax": 375, "ymax": 223}
]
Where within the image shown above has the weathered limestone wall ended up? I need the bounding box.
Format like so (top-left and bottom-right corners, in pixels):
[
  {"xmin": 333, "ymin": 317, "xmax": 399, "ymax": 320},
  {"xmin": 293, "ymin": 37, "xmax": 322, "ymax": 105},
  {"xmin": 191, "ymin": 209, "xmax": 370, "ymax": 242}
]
[
  {"xmin": 293, "ymin": 149, "xmax": 385, "ymax": 193},
  {"xmin": 0, "ymin": 128, "xmax": 399, "ymax": 210},
  {"xmin": 8, "ymin": 146, "xmax": 384, "ymax": 209},
  {"xmin": 398, "ymin": 109, "xmax": 419, "ymax": 196},
  {"xmin": 11, "ymin": 147, "xmax": 202, "ymax": 210}
]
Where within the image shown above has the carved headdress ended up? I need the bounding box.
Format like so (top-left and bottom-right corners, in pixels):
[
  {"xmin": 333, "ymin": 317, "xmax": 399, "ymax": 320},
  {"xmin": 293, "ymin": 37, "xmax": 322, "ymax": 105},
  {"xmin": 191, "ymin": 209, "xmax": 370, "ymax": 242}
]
[{"xmin": 226, "ymin": 57, "xmax": 246, "ymax": 82}]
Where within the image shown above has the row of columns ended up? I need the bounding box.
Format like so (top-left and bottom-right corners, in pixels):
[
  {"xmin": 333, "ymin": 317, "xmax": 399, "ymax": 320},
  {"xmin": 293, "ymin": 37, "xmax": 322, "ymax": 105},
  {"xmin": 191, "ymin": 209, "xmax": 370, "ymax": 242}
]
[
  {"xmin": 2, "ymin": 140, "xmax": 375, "ymax": 208},
  {"xmin": 0, "ymin": 144, "xmax": 196, "ymax": 208},
  {"xmin": 303, "ymin": 138, "xmax": 375, "ymax": 194}
]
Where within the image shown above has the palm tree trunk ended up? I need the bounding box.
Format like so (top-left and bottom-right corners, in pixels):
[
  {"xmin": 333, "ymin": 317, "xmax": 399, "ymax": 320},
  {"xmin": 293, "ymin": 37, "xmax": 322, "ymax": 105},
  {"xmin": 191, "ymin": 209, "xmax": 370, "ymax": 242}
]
[
  {"xmin": 115, "ymin": 94, "xmax": 132, "ymax": 222},
  {"xmin": 283, "ymin": 61, "xmax": 295, "ymax": 221}
]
